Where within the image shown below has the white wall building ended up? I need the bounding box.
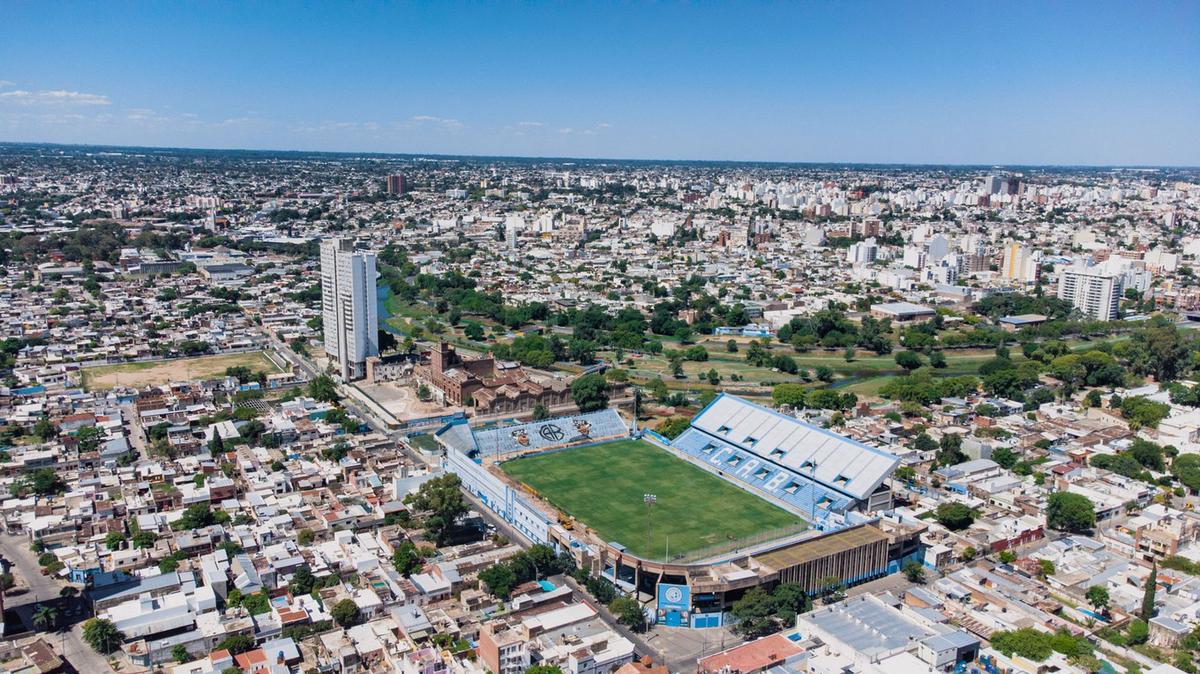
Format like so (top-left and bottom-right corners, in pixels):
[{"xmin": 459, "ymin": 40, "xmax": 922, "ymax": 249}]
[
  {"xmin": 320, "ymin": 238, "xmax": 379, "ymax": 380},
  {"xmin": 848, "ymin": 237, "xmax": 879, "ymax": 264},
  {"xmin": 1058, "ymin": 265, "xmax": 1121, "ymax": 321}
]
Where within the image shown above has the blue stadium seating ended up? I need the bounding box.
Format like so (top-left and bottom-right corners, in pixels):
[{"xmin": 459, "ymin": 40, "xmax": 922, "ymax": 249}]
[
  {"xmin": 671, "ymin": 427, "xmax": 852, "ymax": 521},
  {"xmin": 466, "ymin": 409, "xmax": 628, "ymax": 458}
]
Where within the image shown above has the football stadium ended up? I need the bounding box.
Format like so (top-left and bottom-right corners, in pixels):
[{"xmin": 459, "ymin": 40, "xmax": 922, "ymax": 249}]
[{"xmin": 434, "ymin": 393, "xmax": 925, "ymax": 629}]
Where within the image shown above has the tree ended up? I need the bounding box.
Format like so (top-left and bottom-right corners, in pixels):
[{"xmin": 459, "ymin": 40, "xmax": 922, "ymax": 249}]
[
  {"xmin": 307, "ymin": 375, "xmax": 339, "ymax": 403},
  {"xmin": 1085, "ymin": 585, "xmax": 1109, "ymax": 614},
  {"xmin": 895, "ymin": 351, "xmax": 924, "ymax": 372},
  {"xmin": 1140, "ymin": 562, "xmax": 1157, "ymax": 621},
  {"xmin": 464, "ymin": 321, "xmax": 485, "ymax": 341},
  {"xmin": 525, "ymin": 666, "xmax": 564, "ymax": 674},
  {"xmin": 929, "ymin": 351, "xmax": 948, "ymax": 368},
  {"xmin": 209, "ymin": 432, "xmax": 225, "ymax": 456},
  {"xmin": 1120, "ymin": 396, "xmax": 1171, "ymax": 429},
  {"xmin": 132, "ymin": 530, "xmax": 157, "ymax": 549},
  {"xmin": 11, "ymin": 468, "xmax": 66, "ymax": 497},
  {"xmin": 726, "ymin": 340, "xmax": 738, "ymax": 353},
  {"xmin": 609, "ymin": 596, "xmax": 646, "ymax": 632},
  {"xmin": 903, "ymin": 561, "xmax": 926, "ymax": 584},
  {"xmin": 1037, "ymin": 559, "xmax": 1056, "ymax": 578},
  {"xmin": 175, "ymin": 503, "xmax": 220, "ymax": 530},
  {"xmin": 771, "ymin": 383, "xmax": 807, "ymax": 407},
  {"xmin": 655, "ymin": 417, "xmax": 691, "ymax": 440},
  {"xmin": 584, "ymin": 575, "xmax": 618, "ymax": 603},
  {"xmin": 570, "ymin": 373, "xmax": 610, "ymax": 413},
  {"xmin": 531, "ymin": 404, "xmax": 551, "ymax": 421},
  {"xmin": 936, "ymin": 433, "xmax": 966, "ymax": 467},
  {"xmin": 913, "ymin": 433, "xmax": 938, "ymax": 453},
  {"xmin": 990, "ymin": 628, "xmax": 1053, "ymax": 661},
  {"xmin": 935, "ymin": 503, "xmax": 975, "ymax": 530},
  {"xmin": 479, "ymin": 563, "xmax": 518, "ymax": 599},
  {"xmin": 729, "ymin": 587, "xmax": 779, "ymax": 638},
  {"xmin": 405, "ymin": 474, "xmax": 468, "ymax": 545},
  {"xmin": 298, "ymin": 529, "xmax": 315, "ymax": 545},
  {"xmin": 216, "ymin": 634, "xmax": 254, "ymax": 655},
  {"xmin": 1172, "ymin": 454, "xmax": 1200, "ymax": 492},
  {"xmin": 331, "ymin": 599, "xmax": 362, "ymax": 628},
  {"xmin": 391, "ymin": 542, "xmax": 423, "ymax": 576},
  {"xmin": 33, "ymin": 418, "xmax": 58, "ymax": 441},
  {"xmin": 1126, "ymin": 618, "xmax": 1149, "ymax": 645},
  {"xmin": 75, "ymin": 426, "xmax": 103, "ymax": 453},
  {"xmin": 288, "ymin": 566, "xmax": 316, "ymax": 595},
  {"xmin": 771, "ymin": 583, "xmax": 810, "ymax": 624},
  {"xmin": 32, "ymin": 604, "xmax": 59, "ymax": 631},
  {"xmin": 82, "ymin": 618, "xmax": 123, "ymax": 654},
  {"xmin": 105, "ymin": 531, "xmax": 126, "ymax": 550},
  {"xmin": 1046, "ymin": 492, "xmax": 1096, "ymax": 533},
  {"xmin": 991, "ymin": 446, "xmax": 1018, "ymax": 469},
  {"xmin": 173, "ymin": 645, "xmax": 192, "ymax": 663}
]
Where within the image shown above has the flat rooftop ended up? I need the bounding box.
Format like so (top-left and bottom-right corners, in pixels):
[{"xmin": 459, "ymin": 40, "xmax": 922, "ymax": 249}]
[{"xmin": 753, "ymin": 525, "xmax": 886, "ymax": 571}]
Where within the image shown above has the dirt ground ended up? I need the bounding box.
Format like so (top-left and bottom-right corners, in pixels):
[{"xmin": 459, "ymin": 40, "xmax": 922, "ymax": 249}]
[
  {"xmin": 357, "ymin": 381, "xmax": 459, "ymax": 421},
  {"xmin": 82, "ymin": 351, "xmax": 281, "ymax": 389}
]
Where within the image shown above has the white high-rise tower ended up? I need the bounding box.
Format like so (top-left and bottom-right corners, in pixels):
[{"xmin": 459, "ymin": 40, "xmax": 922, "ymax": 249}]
[{"xmin": 320, "ymin": 238, "xmax": 379, "ymax": 380}]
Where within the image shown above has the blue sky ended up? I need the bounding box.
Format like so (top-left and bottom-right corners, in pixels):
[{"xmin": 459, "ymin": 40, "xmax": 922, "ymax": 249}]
[{"xmin": 2, "ymin": 1, "xmax": 1197, "ymax": 165}]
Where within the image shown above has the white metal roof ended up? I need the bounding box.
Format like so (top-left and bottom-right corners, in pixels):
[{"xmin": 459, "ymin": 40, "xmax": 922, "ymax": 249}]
[{"xmin": 690, "ymin": 394, "xmax": 900, "ymax": 500}]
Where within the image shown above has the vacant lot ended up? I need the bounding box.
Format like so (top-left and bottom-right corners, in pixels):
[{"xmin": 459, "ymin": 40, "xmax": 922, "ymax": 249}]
[
  {"xmin": 82, "ymin": 351, "xmax": 281, "ymax": 390},
  {"xmin": 500, "ymin": 438, "xmax": 802, "ymax": 560}
]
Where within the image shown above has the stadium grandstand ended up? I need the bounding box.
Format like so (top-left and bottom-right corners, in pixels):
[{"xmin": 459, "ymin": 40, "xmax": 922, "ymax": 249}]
[
  {"xmin": 436, "ymin": 409, "xmax": 628, "ymax": 459},
  {"xmin": 666, "ymin": 393, "xmax": 899, "ymax": 524}
]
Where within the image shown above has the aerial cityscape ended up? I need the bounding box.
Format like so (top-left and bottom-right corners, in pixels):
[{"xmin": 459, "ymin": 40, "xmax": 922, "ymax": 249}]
[{"xmin": 1, "ymin": 4, "xmax": 1199, "ymax": 674}]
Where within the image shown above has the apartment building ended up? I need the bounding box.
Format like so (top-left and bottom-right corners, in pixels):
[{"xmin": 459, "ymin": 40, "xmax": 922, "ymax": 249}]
[
  {"xmin": 1057, "ymin": 265, "xmax": 1121, "ymax": 321},
  {"xmin": 320, "ymin": 238, "xmax": 379, "ymax": 380}
]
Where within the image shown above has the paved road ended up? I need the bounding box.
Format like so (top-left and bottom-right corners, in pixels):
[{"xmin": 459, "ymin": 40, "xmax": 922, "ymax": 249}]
[
  {"xmin": 1, "ymin": 535, "xmax": 113, "ymax": 673},
  {"xmin": 122, "ymin": 402, "xmax": 148, "ymax": 456}
]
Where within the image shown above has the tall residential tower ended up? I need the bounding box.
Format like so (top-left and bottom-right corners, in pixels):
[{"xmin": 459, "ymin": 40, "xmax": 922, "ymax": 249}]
[
  {"xmin": 1057, "ymin": 265, "xmax": 1121, "ymax": 321},
  {"xmin": 320, "ymin": 238, "xmax": 379, "ymax": 380}
]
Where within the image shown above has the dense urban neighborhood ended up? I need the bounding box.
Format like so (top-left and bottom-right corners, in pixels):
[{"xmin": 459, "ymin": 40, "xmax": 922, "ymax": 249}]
[{"xmin": 2, "ymin": 143, "xmax": 1200, "ymax": 674}]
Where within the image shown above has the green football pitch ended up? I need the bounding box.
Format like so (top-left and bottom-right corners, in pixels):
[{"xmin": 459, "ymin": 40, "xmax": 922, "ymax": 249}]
[{"xmin": 499, "ymin": 438, "xmax": 803, "ymax": 560}]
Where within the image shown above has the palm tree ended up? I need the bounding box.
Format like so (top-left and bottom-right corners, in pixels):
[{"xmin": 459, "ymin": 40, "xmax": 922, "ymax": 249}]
[{"xmin": 32, "ymin": 604, "xmax": 59, "ymax": 631}]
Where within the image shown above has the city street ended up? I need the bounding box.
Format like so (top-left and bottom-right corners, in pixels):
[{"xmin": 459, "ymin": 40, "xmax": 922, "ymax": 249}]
[{"xmin": 1, "ymin": 535, "xmax": 114, "ymax": 674}]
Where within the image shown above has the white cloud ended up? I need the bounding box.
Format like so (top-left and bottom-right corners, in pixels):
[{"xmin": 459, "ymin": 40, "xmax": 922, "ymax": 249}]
[
  {"xmin": 404, "ymin": 114, "xmax": 464, "ymax": 130},
  {"xmin": 0, "ymin": 89, "xmax": 111, "ymax": 105},
  {"xmin": 0, "ymin": 80, "xmax": 14, "ymax": 88},
  {"xmin": 517, "ymin": 121, "xmax": 544, "ymax": 128}
]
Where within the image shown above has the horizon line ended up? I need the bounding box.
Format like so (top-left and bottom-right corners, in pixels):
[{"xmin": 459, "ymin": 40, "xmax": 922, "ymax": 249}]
[{"xmin": 1, "ymin": 139, "xmax": 1197, "ymax": 171}]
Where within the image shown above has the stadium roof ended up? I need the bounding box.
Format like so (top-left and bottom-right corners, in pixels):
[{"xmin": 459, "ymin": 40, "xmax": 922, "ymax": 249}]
[{"xmin": 689, "ymin": 394, "xmax": 899, "ymax": 500}]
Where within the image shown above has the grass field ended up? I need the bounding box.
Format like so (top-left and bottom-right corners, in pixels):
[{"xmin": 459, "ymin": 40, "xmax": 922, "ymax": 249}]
[
  {"xmin": 500, "ymin": 439, "xmax": 803, "ymax": 560},
  {"xmin": 81, "ymin": 351, "xmax": 282, "ymax": 390}
]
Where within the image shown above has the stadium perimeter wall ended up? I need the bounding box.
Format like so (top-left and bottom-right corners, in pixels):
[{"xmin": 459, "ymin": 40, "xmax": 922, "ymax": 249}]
[{"xmin": 447, "ymin": 447, "xmax": 553, "ymax": 545}]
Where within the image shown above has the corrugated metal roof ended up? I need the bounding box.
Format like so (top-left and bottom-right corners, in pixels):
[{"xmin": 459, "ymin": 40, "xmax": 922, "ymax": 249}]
[
  {"xmin": 691, "ymin": 394, "xmax": 899, "ymax": 499},
  {"xmin": 753, "ymin": 525, "xmax": 886, "ymax": 570}
]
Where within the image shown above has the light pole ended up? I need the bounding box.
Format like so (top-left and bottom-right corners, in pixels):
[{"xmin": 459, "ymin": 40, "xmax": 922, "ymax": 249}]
[{"xmin": 644, "ymin": 493, "xmax": 656, "ymax": 557}]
